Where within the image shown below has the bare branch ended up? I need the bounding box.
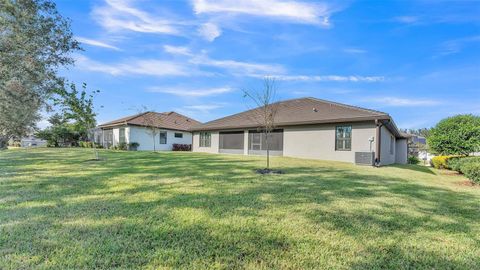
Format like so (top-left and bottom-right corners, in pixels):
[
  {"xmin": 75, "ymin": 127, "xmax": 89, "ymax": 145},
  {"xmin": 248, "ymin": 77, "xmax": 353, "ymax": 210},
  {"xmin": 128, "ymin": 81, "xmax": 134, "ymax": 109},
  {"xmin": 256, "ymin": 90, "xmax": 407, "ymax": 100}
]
[{"xmin": 242, "ymin": 77, "xmax": 279, "ymax": 169}]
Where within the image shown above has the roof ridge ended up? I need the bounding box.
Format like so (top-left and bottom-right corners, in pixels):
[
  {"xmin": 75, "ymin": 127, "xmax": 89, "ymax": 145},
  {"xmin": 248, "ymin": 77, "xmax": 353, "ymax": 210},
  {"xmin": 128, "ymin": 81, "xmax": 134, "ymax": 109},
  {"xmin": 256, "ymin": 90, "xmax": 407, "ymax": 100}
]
[{"xmin": 305, "ymin": 97, "xmax": 388, "ymax": 115}]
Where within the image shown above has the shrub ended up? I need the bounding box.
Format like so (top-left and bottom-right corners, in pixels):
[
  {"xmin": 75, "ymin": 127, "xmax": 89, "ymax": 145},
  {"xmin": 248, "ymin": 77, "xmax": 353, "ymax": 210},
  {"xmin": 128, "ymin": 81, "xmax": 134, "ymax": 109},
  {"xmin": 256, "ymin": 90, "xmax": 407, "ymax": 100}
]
[
  {"xmin": 428, "ymin": 114, "xmax": 480, "ymax": 155},
  {"xmin": 172, "ymin": 144, "xmax": 191, "ymax": 151},
  {"xmin": 129, "ymin": 142, "xmax": 139, "ymax": 151},
  {"xmin": 407, "ymin": 156, "xmax": 420, "ymax": 164},
  {"xmin": 118, "ymin": 142, "xmax": 128, "ymax": 151},
  {"xmin": 447, "ymin": 157, "xmax": 464, "ymax": 172},
  {"xmin": 461, "ymin": 162, "xmax": 480, "ymax": 184},
  {"xmin": 448, "ymin": 156, "xmax": 480, "ymax": 172},
  {"xmin": 46, "ymin": 140, "xmax": 57, "ymax": 147},
  {"xmin": 431, "ymin": 156, "xmax": 451, "ymax": 169}
]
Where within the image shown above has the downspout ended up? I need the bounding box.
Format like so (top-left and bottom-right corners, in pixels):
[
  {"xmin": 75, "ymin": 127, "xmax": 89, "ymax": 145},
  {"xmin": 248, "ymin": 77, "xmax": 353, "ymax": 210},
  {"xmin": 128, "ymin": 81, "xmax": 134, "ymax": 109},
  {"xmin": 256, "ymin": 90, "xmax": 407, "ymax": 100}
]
[{"xmin": 375, "ymin": 119, "xmax": 382, "ymax": 167}]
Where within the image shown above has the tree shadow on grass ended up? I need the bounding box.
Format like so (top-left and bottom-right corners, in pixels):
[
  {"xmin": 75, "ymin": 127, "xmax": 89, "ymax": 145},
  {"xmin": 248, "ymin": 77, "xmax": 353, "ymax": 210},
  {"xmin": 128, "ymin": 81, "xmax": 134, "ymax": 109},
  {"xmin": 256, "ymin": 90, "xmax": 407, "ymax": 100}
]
[
  {"xmin": 389, "ymin": 164, "xmax": 437, "ymax": 175},
  {"xmin": 1, "ymin": 149, "xmax": 480, "ymax": 269}
]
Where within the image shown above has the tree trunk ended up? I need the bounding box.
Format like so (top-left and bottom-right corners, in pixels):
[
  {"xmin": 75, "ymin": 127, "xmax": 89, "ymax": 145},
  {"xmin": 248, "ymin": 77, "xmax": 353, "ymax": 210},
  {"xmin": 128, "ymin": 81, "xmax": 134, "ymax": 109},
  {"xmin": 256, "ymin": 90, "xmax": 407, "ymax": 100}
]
[
  {"xmin": 93, "ymin": 142, "xmax": 99, "ymax": 160},
  {"xmin": 265, "ymin": 131, "xmax": 270, "ymax": 169}
]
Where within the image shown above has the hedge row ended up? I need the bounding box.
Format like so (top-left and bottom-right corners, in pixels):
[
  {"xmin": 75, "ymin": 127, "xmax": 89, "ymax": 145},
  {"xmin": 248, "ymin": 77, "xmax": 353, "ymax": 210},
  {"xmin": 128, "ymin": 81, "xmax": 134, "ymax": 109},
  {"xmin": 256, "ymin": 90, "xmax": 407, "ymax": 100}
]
[
  {"xmin": 172, "ymin": 144, "xmax": 191, "ymax": 151},
  {"xmin": 431, "ymin": 156, "xmax": 480, "ymax": 184}
]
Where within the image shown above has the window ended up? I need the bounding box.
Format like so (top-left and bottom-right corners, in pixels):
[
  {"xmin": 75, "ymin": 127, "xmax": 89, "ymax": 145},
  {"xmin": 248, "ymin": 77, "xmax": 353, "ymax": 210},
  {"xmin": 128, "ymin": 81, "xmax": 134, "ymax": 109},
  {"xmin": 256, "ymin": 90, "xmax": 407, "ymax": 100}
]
[
  {"xmin": 248, "ymin": 130, "xmax": 284, "ymax": 151},
  {"xmin": 199, "ymin": 132, "xmax": 211, "ymax": 147},
  {"xmin": 174, "ymin": 132, "xmax": 183, "ymax": 138},
  {"xmin": 104, "ymin": 129, "xmax": 113, "ymax": 148},
  {"xmin": 119, "ymin": 128, "xmax": 126, "ymax": 144},
  {"xmin": 159, "ymin": 132, "xmax": 167, "ymax": 144},
  {"xmin": 335, "ymin": 126, "xmax": 352, "ymax": 151},
  {"xmin": 219, "ymin": 131, "xmax": 244, "ymax": 150},
  {"xmin": 390, "ymin": 135, "xmax": 394, "ymax": 155}
]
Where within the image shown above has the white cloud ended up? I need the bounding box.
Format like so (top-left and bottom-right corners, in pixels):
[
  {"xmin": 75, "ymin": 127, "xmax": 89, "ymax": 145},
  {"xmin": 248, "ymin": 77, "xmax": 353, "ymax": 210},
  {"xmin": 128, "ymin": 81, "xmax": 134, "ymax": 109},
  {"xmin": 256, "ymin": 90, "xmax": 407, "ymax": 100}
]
[
  {"xmin": 183, "ymin": 104, "xmax": 224, "ymax": 111},
  {"xmin": 192, "ymin": 0, "xmax": 332, "ymax": 25},
  {"xmin": 366, "ymin": 97, "xmax": 441, "ymax": 107},
  {"xmin": 176, "ymin": 103, "xmax": 226, "ymax": 120},
  {"xmin": 74, "ymin": 55, "xmax": 189, "ymax": 76},
  {"xmin": 191, "ymin": 55, "xmax": 285, "ymax": 75},
  {"xmin": 76, "ymin": 36, "xmax": 121, "ymax": 51},
  {"xmin": 267, "ymin": 75, "xmax": 385, "ymax": 82},
  {"xmin": 437, "ymin": 35, "xmax": 480, "ymax": 56},
  {"xmin": 92, "ymin": 0, "xmax": 179, "ymax": 34},
  {"xmin": 148, "ymin": 87, "xmax": 233, "ymax": 97},
  {"xmin": 394, "ymin": 16, "xmax": 419, "ymax": 24},
  {"xmin": 198, "ymin": 22, "xmax": 222, "ymax": 41},
  {"xmin": 163, "ymin": 45, "xmax": 193, "ymax": 56},
  {"xmin": 37, "ymin": 119, "xmax": 50, "ymax": 129},
  {"xmin": 343, "ymin": 48, "xmax": 367, "ymax": 54}
]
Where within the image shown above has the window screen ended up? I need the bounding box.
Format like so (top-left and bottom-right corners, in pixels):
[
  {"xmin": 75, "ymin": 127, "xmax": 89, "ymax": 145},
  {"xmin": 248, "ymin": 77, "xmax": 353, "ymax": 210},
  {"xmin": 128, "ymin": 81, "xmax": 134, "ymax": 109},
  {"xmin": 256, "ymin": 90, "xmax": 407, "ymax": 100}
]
[
  {"xmin": 159, "ymin": 132, "xmax": 167, "ymax": 144},
  {"xmin": 219, "ymin": 131, "xmax": 244, "ymax": 149},
  {"xmin": 336, "ymin": 126, "xmax": 352, "ymax": 151},
  {"xmin": 104, "ymin": 129, "xmax": 113, "ymax": 148},
  {"xmin": 199, "ymin": 132, "xmax": 211, "ymax": 147},
  {"xmin": 119, "ymin": 128, "xmax": 125, "ymax": 144},
  {"xmin": 248, "ymin": 129, "xmax": 283, "ymax": 151},
  {"xmin": 174, "ymin": 132, "xmax": 183, "ymax": 138}
]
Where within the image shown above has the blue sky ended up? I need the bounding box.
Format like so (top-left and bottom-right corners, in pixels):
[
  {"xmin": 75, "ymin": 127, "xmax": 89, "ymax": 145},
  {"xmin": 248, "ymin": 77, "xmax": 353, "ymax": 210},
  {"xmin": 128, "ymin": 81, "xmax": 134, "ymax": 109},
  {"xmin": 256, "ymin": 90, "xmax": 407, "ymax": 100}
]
[{"xmin": 53, "ymin": 0, "xmax": 480, "ymax": 129}]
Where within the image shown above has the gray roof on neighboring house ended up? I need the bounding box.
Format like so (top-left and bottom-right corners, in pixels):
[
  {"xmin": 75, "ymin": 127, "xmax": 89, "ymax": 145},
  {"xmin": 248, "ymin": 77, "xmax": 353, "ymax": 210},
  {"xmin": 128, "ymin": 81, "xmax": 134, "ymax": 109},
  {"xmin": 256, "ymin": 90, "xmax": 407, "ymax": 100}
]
[
  {"xmin": 191, "ymin": 97, "xmax": 405, "ymax": 138},
  {"xmin": 98, "ymin": 111, "xmax": 201, "ymax": 131}
]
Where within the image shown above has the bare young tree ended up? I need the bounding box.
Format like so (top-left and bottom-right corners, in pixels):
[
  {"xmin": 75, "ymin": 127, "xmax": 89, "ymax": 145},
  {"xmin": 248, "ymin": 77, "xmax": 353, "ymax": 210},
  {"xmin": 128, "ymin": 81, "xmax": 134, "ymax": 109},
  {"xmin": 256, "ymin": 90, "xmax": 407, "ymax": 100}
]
[
  {"xmin": 243, "ymin": 77, "xmax": 279, "ymax": 169},
  {"xmin": 138, "ymin": 106, "xmax": 160, "ymax": 152}
]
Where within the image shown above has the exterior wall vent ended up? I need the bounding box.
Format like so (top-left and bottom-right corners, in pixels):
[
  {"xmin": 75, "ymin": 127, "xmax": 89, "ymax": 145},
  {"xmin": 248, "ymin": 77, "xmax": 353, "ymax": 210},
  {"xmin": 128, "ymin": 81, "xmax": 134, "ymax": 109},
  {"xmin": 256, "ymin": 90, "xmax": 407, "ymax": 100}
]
[{"xmin": 355, "ymin": 152, "xmax": 375, "ymax": 166}]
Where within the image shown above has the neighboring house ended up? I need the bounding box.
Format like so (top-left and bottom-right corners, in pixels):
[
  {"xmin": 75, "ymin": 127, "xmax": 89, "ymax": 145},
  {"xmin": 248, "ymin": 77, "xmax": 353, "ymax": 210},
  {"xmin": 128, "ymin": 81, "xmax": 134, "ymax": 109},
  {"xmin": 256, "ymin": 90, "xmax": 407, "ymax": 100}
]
[
  {"xmin": 191, "ymin": 97, "xmax": 408, "ymax": 166},
  {"xmin": 20, "ymin": 136, "xmax": 47, "ymax": 148},
  {"xmin": 406, "ymin": 134, "xmax": 428, "ymax": 158},
  {"xmin": 95, "ymin": 111, "xmax": 200, "ymax": 151}
]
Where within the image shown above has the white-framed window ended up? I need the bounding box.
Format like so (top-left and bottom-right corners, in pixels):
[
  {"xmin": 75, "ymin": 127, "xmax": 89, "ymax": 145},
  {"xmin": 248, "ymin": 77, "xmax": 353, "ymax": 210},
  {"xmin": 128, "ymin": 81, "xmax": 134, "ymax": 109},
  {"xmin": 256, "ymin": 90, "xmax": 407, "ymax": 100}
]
[
  {"xmin": 159, "ymin": 132, "xmax": 167, "ymax": 144},
  {"xmin": 174, "ymin": 132, "xmax": 183, "ymax": 138},
  {"xmin": 199, "ymin": 132, "xmax": 211, "ymax": 147},
  {"xmin": 390, "ymin": 135, "xmax": 394, "ymax": 155},
  {"xmin": 335, "ymin": 126, "xmax": 352, "ymax": 151}
]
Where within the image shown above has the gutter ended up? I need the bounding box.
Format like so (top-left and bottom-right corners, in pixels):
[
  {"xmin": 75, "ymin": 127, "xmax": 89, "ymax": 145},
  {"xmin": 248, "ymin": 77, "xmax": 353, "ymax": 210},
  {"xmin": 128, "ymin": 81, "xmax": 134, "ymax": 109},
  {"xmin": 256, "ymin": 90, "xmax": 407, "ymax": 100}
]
[{"xmin": 375, "ymin": 119, "xmax": 383, "ymax": 167}]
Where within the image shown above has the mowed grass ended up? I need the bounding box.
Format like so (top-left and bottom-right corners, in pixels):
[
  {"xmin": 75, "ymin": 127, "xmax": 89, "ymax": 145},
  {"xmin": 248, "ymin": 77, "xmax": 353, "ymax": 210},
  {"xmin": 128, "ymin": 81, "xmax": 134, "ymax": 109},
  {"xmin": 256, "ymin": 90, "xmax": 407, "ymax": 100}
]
[{"xmin": 1, "ymin": 148, "xmax": 479, "ymax": 269}]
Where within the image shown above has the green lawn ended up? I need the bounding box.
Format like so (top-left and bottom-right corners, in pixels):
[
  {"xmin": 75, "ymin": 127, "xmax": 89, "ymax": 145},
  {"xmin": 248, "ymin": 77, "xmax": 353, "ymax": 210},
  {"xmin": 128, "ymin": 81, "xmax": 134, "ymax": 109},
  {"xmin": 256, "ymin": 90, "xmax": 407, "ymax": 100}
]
[{"xmin": 1, "ymin": 148, "xmax": 479, "ymax": 269}]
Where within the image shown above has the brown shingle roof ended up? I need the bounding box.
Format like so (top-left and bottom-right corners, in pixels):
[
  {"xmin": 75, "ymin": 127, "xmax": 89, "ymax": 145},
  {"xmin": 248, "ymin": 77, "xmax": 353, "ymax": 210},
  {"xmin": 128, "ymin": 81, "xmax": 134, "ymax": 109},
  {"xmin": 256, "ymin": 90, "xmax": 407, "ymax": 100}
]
[
  {"xmin": 191, "ymin": 97, "xmax": 391, "ymax": 131},
  {"xmin": 98, "ymin": 111, "xmax": 201, "ymax": 131}
]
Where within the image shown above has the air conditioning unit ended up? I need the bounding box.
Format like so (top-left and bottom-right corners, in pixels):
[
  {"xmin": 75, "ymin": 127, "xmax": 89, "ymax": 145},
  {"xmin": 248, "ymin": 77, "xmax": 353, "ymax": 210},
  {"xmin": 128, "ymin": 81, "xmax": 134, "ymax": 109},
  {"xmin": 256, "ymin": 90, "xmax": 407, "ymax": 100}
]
[{"xmin": 355, "ymin": 152, "xmax": 375, "ymax": 166}]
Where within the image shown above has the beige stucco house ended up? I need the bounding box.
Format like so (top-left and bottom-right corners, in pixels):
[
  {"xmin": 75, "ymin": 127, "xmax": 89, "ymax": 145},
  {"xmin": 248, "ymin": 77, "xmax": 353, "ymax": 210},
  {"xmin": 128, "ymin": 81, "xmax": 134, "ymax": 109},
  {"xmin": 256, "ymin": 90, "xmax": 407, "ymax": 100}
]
[
  {"xmin": 95, "ymin": 111, "xmax": 200, "ymax": 151},
  {"xmin": 191, "ymin": 97, "xmax": 408, "ymax": 166}
]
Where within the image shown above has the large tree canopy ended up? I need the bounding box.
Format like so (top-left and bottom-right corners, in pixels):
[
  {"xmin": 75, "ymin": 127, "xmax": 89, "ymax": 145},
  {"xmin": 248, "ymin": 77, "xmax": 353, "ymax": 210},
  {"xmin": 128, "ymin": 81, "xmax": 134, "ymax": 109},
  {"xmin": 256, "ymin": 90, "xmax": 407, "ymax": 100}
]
[
  {"xmin": 0, "ymin": 0, "xmax": 80, "ymax": 147},
  {"xmin": 428, "ymin": 114, "xmax": 480, "ymax": 155}
]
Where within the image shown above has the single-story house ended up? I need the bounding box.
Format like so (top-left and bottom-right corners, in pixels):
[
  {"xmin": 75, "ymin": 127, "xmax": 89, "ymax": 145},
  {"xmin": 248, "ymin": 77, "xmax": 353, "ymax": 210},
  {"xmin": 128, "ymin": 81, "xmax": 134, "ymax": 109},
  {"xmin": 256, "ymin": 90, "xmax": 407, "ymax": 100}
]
[
  {"xmin": 190, "ymin": 97, "xmax": 408, "ymax": 166},
  {"xmin": 95, "ymin": 111, "xmax": 200, "ymax": 151},
  {"xmin": 18, "ymin": 136, "xmax": 47, "ymax": 148}
]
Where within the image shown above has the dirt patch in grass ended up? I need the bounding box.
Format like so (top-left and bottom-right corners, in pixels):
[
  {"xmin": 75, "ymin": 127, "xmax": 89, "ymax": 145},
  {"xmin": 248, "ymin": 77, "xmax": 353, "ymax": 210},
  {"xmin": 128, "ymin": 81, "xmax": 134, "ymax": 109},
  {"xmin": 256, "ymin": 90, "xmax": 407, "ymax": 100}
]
[
  {"xmin": 455, "ymin": 180, "xmax": 479, "ymax": 187},
  {"xmin": 83, "ymin": 158, "xmax": 106, "ymax": 163},
  {"xmin": 255, "ymin": 168, "xmax": 285, "ymax": 175}
]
